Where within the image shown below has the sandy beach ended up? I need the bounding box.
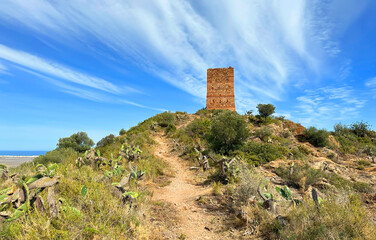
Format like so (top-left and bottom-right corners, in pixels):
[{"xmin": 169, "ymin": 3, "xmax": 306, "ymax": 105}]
[{"xmin": 0, "ymin": 156, "xmax": 37, "ymax": 167}]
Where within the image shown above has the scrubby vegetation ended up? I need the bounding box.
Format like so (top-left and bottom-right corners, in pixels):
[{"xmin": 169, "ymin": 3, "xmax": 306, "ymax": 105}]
[
  {"xmin": 333, "ymin": 122, "xmax": 376, "ymax": 156},
  {"xmin": 237, "ymin": 141, "xmax": 288, "ymax": 166},
  {"xmin": 0, "ymin": 113, "xmax": 172, "ymax": 239},
  {"xmin": 264, "ymin": 193, "xmax": 376, "ymax": 240},
  {"xmin": 1, "ymin": 107, "xmax": 376, "ymax": 239}
]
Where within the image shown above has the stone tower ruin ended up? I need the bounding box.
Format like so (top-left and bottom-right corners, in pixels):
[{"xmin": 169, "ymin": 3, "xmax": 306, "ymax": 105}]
[{"xmin": 206, "ymin": 67, "xmax": 235, "ymax": 111}]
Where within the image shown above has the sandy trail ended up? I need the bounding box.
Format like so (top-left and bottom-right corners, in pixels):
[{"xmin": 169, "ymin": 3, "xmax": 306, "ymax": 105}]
[{"xmin": 151, "ymin": 133, "xmax": 218, "ymax": 240}]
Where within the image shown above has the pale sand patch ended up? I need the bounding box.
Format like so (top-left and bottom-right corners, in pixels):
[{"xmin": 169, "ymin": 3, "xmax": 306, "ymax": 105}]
[{"xmin": 0, "ymin": 156, "xmax": 37, "ymax": 167}]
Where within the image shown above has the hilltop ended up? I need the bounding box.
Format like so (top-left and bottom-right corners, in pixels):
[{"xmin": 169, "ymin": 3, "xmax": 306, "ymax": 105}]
[{"xmin": 0, "ymin": 108, "xmax": 376, "ymax": 239}]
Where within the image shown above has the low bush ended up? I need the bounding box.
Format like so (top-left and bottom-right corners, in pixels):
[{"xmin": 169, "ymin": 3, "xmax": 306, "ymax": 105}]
[
  {"xmin": 350, "ymin": 121, "xmax": 371, "ymax": 137},
  {"xmin": 275, "ymin": 164, "xmax": 373, "ymax": 193},
  {"xmin": 290, "ymin": 146, "xmax": 309, "ymax": 160},
  {"xmin": 165, "ymin": 124, "xmax": 176, "ymax": 135},
  {"xmin": 154, "ymin": 111, "xmax": 175, "ymax": 127},
  {"xmin": 254, "ymin": 127, "xmax": 273, "ymax": 141},
  {"xmin": 263, "ymin": 193, "xmax": 376, "ymax": 240},
  {"xmin": 234, "ymin": 165, "xmax": 263, "ymax": 204},
  {"xmin": 275, "ymin": 164, "xmax": 323, "ymax": 189},
  {"xmin": 238, "ymin": 141, "xmax": 288, "ymax": 166},
  {"xmin": 301, "ymin": 127, "xmax": 330, "ymax": 147},
  {"xmin": 33, "ymin": 148, "xmax": 79, "ymax": 165},
  {"xmin": 334, "ymin": 122, "xmax": 376, "ymax": 155},
  {"xmin": 185, "ymin": 118, "xmax": 211, "ymax": 138},
  {"xmin": 358, "ymin": 159, "xmax": 371, "ymax": 167},
  {"xmin": 207, "ymin": 110, "xmax": 250, "ymax": 154}
]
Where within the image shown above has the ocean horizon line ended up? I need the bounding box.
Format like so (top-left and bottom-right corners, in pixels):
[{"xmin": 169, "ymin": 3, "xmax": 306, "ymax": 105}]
[{"xmin": 0, "ymin": 150, "xmax": 47, "ymax": 156}]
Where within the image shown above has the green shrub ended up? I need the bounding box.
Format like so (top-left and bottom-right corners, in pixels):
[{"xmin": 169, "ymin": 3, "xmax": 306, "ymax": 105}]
[
  {"xmin": 57, "ymin": 132, "xmax": 94, "ymax": 152},
  {"xmin": 275, "ymin": 164, "xmax": 323, "ymax": 189},
  {"xmin": 350, "ymin": 121, "xmax": 371, "ymax": 137},
  {"xmin": 165, "ymin": 124, "xmax": 176, "ymax": 135},
  {"xmin": 327, "ymin": 173, "xmax": 372, "ymax": 193},
  {"xmin": 195, "ymin": 108, "xmax": 213, "ymax": 118},
  {"xmin": 239, "ymin": 141, "xmax": 288, "ymax": 165},
  {"xmin": 207, "ymin": 110, "xmax": 250, "ymax": 154},
  {"xmin": 363, "ymin": 145, "xmax": 376, "ymax": 156},
  {"xmin": 281, "ymin": 130, "xmax": 292, "ymax": 138},
  {"xmin": 265, "ymin": 193, "xmax": 376, "ymax": 240},
  {"xmin": 275, "ymin": 164, "xmax": 372, "ymax": 193},
  {"xmin": 333, "ymin": 123, "xmax": 351, "ymax": 136},
  {"xmin": 96, "ymin": 134, "xmax": 115, "ymax": 148},
  {"xmin": 185, "ymin": 118, "xmax": 211, "ymax": 138},
  {"xmin": 154, "ymin": 112, "xmax": 175, "ymax": 127},
  {"xmin": 254, "ymin": 127, "xmax": 273, "ymax": 141},
  {"xmin": 301, "ymin": 127, "xmax": 329, "ymax": 147},
  {"xmin": 356, "ymin": 164, "xmax": 365, "ymax": 170},
  {"xmin": 335, "ymin": 134, "xmax": 357, "ymax": 153},
  {"xmin": 290, "ymin": 146, "xmax": 308, "ymax": 160},
  {"xmin": 358, "ymin": 159, "xmax": 371, "ymax": 167},
  {"xmin": 119, "ymin": 128, "xmax": 126, "ymax": 135},
  {"xmin": 33, "ymin": 148, "xmax": 79, "ymax": 165},
  {"xmin": 260, "ymin": 116, "xmax": 281, "ymax": 125}
]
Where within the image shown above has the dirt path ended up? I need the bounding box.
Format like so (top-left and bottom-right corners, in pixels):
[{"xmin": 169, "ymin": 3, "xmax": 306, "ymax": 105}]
[{"xmin": 151, "ymin": 133, "xmax": 220, "ymax": 240}]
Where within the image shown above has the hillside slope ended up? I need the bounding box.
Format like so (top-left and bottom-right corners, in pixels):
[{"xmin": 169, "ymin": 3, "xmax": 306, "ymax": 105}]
[{"xmin": 0, "ymin": 109, "xmax": 376, "ymax": 239}]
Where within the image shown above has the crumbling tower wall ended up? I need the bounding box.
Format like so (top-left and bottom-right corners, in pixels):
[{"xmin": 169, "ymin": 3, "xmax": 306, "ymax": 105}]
[{"xmin": 206, "ymin": 67, "xmax": 235, "ymax": 111}]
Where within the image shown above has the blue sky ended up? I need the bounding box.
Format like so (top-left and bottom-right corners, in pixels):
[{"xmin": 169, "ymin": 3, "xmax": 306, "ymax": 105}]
[{"xmin": 0, "ymin": 0, "xmax": 376, "ymax": 150}]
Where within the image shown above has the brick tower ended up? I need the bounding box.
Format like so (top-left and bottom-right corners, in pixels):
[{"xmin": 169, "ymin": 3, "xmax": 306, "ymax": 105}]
[{"xmin": 206, "ymin": 67, "xmax": 235, "ymax": 111}]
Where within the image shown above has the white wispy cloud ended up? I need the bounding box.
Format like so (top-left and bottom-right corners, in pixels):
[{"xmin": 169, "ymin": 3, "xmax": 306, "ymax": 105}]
[
  {"xmin": 0, "ymin": 0, "xmax": 365, "ymax": 111},
  {"xmin": 17, "ymin": 67, "xmax": 164, "ymax": 111},
  {"xmin": 0, "ymin": 44, "xmax": 123, "ymax": 94},
  {"xmin": 294, "ymin": 86, "xmax": 366, "ymax": 127}
]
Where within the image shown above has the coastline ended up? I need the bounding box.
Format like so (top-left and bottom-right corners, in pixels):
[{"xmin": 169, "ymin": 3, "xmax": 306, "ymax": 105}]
[{"xmin": 0, "ymin": 155, "xmax": 37, "ymax": 167}]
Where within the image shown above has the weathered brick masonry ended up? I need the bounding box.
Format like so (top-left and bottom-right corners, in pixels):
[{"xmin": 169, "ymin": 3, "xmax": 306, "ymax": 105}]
[{"xmin": 206, "ymin": 67, "xmax": 235, "ymax": 111}]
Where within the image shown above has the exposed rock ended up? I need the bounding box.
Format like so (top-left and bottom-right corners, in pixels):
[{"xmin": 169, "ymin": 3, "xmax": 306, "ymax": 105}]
[{"xmin": 328, "ymin": 135, "xmax": 340, "ymax": 149}]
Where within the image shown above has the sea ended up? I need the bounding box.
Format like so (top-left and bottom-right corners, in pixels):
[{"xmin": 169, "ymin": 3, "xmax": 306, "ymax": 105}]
[{"xmin": 0, "ymin": 151, "xmax": 47, "ymax": 156}]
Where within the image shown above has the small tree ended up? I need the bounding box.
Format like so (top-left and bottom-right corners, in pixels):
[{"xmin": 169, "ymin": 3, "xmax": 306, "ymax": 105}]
[
  {"xmin": 350, "ymin": 121, "xmax": 370, "ymax": 137},
  {"xmin": 96, "ymin": 134, "xmax": 115, "ymax": 148},
  {"xmin": 207, "ymin": 110, "xmax": 250, "ymax": 154},
  {"xmin": 256, "ymin": 104, "xmax": 276, "ymax": 119},
  {"xmin": 119, "ymin": 128, "xmax": 126, "ymax": 135},
  {"xmin": 57, "ymin": 132, "xmax": 94, "ymax": 152}
]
